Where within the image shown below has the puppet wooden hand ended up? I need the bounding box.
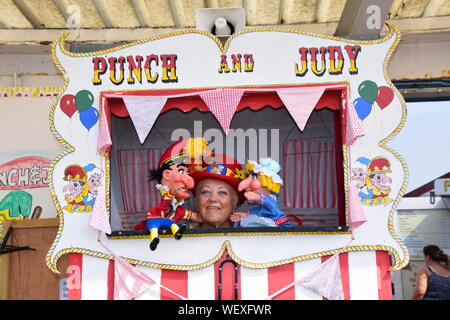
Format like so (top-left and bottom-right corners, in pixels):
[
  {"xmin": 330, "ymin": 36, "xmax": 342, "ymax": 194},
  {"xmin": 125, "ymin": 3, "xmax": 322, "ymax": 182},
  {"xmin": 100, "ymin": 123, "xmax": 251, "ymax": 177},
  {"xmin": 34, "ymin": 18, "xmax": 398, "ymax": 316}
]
[
  {"xmin": 190, "ymin": 211, "xmax": 203, "ymax": 222},
  {"xmin": 230, "ymin": 211, "xmax": 247, "ymax": 223},
  {"xmin": 244, "ymin": 191, "xmax": 260, "ymax": 203}
]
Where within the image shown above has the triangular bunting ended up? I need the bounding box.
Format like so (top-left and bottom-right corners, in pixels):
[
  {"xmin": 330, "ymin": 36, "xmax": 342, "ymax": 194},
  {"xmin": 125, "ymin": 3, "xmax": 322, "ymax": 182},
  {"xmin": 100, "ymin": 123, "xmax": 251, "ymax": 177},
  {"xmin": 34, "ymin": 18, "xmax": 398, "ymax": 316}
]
[
  {"xmin": 89, "ymin": 181, "xmax": 111, "ymax": 234},
  {"xmin": 97, "ymin": 96, "xmax": 112, "ymax": 154},
  {"xmin": 277, "ymin": 86, "xmax": 326, "ymax": 131},
  {"xmin": 348, "ymin": 182, "xmax": 367, "ymax": 235},
  {"xmin": 300, "ymin": 254, "xmax": 344, "ymax": 300},
  {"xmin": 199, "ymin": 89, "xmax": 244, "ymax": 135},
  {"xmin": 346, "ymin": 99, "xmax": 365, "ymax": 145},
  {"xmin": 113, "ymin": 254, "xmax": 155, "ymax": 300},
  {"xmin": 123, "ymin": 96, "xmax": 168, "ymax": 144}
]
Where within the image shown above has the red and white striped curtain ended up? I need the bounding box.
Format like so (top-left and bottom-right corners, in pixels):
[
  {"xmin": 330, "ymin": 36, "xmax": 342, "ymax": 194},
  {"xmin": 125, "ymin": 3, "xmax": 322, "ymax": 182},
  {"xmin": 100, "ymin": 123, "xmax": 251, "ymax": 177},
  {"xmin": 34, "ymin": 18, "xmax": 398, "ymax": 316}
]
[
  {"xmin": 117, "ymin": 149, "xmax": 163, "ymax": 213},
  {"xmin": 283, "ymin": 140, "xmax": 338, "ymax": 209}
]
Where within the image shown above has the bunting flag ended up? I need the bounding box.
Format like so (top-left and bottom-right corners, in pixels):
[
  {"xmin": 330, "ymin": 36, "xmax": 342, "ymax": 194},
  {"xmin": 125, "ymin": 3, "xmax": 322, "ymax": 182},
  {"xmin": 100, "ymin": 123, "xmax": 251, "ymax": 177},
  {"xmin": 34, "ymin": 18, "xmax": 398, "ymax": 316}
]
[
  {"xmin": 277, "ymin": 86, "xmax": 326, "ymax": 131},
  {"xmin": 300, "ymin": 253, "xmax": 344, "ymax": 300},
  {"xmin": 98, "ymin": 96, "xmax": 112, "ymax": 154},
  {"xmin": 346, "ymin": 98, "xmax": 365, "ymax": 145},
  {"xmin": 122, "ymin": 96, "xmax": 168, "ymax": 144},
  {"xmin": 113, "ymin": 253, "xmax": 156, "ymax": 300},
  {"xmin": 97, "ymin": 238, "xmax": 187, "ymax": 300},
  {"xmin": 348, "ymin": 182, "xmax": 368, "ymax": 235},
  {"xmin": 89, "ymin": 180, "xmax": 111, "ymax": 234},
  {"xmin": 199, "ymin": 89, "xmax": 244, "ymax": 135}
]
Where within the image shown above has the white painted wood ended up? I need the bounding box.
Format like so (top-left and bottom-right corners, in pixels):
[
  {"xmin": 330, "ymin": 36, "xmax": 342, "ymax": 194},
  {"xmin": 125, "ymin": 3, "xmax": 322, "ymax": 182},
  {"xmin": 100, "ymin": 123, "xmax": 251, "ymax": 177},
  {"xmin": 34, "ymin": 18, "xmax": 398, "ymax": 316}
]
[
  {"xmin": 240, "ymin": 267, "xmax": 268, "ymax": 300},
  {"xmin": 187, "ymin": 265, "xmax": 215, "ymax": 300},
  {"xmin": 348, "ymin": 251, "xmax": 379, "ymax": 300},
  {"xmin": 81, "ymin": 255, "xmax": 109, "ymax": 300}
]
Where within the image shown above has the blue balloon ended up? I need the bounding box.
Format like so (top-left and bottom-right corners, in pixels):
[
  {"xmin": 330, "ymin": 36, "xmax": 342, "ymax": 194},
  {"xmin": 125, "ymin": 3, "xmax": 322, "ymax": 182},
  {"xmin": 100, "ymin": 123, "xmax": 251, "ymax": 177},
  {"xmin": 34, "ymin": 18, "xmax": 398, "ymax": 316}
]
[
  {"xmin": 79, "ymin": 107, "xmax": 99, "ymax": 131},
  {"xmin": 353, "ymin": 97, "xmax": 372, "ymax": 121}
]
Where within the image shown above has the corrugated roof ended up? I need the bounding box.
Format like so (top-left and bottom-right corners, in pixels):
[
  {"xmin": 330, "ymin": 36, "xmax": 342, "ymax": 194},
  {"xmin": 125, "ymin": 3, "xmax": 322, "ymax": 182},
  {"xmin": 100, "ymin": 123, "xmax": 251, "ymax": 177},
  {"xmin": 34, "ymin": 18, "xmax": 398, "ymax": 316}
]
[{"xmin": 0, "ymin": 0, "xmax": 448, "ymax": 30}]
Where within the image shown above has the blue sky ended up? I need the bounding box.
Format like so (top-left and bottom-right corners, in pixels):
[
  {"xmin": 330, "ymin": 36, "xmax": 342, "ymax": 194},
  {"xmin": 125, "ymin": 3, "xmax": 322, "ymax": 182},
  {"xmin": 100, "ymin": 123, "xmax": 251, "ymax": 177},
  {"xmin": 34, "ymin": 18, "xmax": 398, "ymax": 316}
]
[{"xmin": 389, "ymin": 100, "xmax": 450, "ymax": 193}]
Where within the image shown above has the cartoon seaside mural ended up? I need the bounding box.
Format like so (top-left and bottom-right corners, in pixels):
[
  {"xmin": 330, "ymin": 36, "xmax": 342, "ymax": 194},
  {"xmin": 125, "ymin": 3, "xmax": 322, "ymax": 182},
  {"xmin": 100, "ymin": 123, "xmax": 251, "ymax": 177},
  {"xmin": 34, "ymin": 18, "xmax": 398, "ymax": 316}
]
[
  {"xmin": 351, "ymin": 156, "xmax": 393, "ymax": 206},
  {"xmin": 62, "ymin": 163, "xmax": 103, "ymax": 213}
]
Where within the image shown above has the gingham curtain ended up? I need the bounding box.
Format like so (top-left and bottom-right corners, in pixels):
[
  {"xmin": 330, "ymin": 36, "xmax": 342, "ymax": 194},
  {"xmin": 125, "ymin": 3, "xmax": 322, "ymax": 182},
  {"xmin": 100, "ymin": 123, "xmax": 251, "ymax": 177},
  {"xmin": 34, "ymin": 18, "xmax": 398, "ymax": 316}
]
[
  {"xmin": 117, "ymin": 149, "xmax": 163, "ymax": 213},
  {"xmin": 283, "ymin": 140, "xmax": 338, "ymax": 209}
]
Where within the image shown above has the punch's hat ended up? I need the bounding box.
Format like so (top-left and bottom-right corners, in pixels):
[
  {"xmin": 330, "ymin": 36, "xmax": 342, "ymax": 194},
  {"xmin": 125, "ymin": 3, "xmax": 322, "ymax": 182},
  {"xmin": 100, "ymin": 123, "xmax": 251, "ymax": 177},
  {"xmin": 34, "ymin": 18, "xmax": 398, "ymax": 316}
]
[
  {"xmin": 63, "ymin": 165, "xmax": 87, "ymax": 182},
  {"xmin": 158, "ymin": 139, "xmax": 189, "ymax": 169},
  {"xmin": 367, "ymin": 157, "xmax": 391, "ymax": 175},
  {"xmin": 157, "ymin": 137, "xmax": 209, "ymax": 169}
]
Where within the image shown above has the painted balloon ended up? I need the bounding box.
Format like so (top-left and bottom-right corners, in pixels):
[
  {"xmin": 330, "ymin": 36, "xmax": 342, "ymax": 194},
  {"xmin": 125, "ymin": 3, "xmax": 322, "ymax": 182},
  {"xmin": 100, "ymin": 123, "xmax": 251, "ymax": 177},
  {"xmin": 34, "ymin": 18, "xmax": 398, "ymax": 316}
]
[
  {"xmin": 358, "ymin": 80, "xmax": 378, "ymax": 104},
  {"xmin": 375, "ymin": 86, "xmax": 394, "ymax": 109},
  {"xmin": 353, "ymin": 97, "xmax": 372, "ymax": 121},
  {"xmin": 75, "ymin": 90, "xmax": 94, "ymax": 112},
  {"xmin": 79, "ymin": 107, "xmax": 99, "ymax": 131},
  {"xmin": 60, "ymin": 94, "xmax": 77, "ymax": 118}
]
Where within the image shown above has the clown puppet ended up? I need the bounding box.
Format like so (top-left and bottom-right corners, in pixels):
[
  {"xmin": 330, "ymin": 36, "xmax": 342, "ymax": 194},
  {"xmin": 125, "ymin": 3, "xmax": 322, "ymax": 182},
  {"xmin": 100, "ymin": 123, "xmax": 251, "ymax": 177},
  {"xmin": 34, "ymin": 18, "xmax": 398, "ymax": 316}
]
[
  {"xmin": 230, "ymin": 158, "xmax": 292, "ymax": 227},
  {"xmin": 145, "ymin": 138, "xmax": 205, "ymax": 251},
  {"xmin": 62, "ymin": 164, "xmax": 91, "ymax": 213}
]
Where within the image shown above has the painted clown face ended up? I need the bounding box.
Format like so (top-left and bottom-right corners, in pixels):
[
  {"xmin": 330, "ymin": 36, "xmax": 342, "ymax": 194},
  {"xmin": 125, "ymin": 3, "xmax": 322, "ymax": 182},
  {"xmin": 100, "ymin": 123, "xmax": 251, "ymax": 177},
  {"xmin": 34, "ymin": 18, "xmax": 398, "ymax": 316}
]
[
  {"xmin": 63, "ymin": 179, "xmax": 85, "ymax": 198},
  {"xmin": 351, "ymin": 168, "xmax": 367, "ymax": 189},
  {"xmin": 369, "ymin": 171, "xmax": 392, "ymax": 191},
  {"xmin": 162, "ymin": 164, "xmax": 195, "ymax": 199},
  {"xmin": 87, "ymin": 174, "xmax": 102, "ymax": 196}
]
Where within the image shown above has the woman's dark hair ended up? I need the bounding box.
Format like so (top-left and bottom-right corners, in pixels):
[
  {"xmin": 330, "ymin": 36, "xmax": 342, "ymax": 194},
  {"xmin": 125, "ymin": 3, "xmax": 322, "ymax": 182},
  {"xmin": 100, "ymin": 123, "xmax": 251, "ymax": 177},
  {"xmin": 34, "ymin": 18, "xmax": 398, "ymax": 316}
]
[{"xmin": 423, "ymin": 245, "xmax": 449, "ymax": 267}]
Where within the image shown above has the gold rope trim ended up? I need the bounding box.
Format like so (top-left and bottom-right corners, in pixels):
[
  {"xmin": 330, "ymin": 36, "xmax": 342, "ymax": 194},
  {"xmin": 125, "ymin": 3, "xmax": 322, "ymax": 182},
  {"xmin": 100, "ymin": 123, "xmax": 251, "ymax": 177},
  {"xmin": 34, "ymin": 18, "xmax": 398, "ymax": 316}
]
[
  {"xmin": 49, "ymin": 241, "xmax": 400, "ymax": 271},
  {"xmin": 46, "ymin": 32, "xmax": 75, "ymax": 274},
  {"xmin": 46, "ymin": 25, "xmax": 407, "ymax": 272},
  {"xmin": 376, "ymin": 24, "xmax": 409, "ymax": 271}
]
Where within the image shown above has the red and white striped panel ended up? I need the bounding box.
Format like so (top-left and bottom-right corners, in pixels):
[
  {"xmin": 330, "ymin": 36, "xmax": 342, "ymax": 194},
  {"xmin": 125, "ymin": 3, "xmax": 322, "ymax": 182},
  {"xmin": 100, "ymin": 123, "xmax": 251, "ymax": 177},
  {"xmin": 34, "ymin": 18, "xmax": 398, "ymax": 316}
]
[
  {"xmin": 283, "ymin": 140, "xmax": 338, "ymax": 209},
  {"xmin": 67, "ymin": 251, "xmax": 392, "ymax": 300},
  {"xmin": 117, "ymin": 149, "xmax": 162, "ymax": 213}
]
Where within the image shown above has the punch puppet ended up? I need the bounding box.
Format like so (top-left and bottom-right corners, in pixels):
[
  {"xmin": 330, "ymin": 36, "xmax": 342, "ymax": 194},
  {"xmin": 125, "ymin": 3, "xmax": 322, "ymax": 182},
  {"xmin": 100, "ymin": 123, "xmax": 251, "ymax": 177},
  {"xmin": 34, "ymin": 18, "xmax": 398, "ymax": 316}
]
[
  {"xmin": 145, "ymin": 138, "xmax": 207, "ymax": 250},
  {"xmin": 230, "ymin": 158, "xmax": 292, "ymax": 227}
]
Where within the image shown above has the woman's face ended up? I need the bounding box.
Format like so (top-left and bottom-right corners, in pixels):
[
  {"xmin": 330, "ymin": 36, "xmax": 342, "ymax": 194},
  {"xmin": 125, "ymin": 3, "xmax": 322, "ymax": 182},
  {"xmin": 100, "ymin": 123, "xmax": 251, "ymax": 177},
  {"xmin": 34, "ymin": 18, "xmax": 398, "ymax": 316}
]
[{"xmin": 196, "ymin": 178, "xmax": 237, "ymax": 228}]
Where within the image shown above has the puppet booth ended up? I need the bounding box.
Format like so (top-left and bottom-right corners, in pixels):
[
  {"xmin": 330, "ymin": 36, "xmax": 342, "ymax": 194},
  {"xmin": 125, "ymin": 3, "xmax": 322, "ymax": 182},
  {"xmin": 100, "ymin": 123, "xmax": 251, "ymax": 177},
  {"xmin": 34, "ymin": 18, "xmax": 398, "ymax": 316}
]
[{"xmin": 47, "ymin": 24, "xmax": 408, "ymax": 300}]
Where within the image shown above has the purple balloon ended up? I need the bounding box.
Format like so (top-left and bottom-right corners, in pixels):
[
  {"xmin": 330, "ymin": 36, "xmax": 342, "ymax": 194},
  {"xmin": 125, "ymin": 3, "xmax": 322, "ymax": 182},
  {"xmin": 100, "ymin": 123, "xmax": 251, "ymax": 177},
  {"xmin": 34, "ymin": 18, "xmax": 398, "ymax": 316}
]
[
  {"xmin": 353, "ymin": 97, "xmax": 372, "ymax": 121},
  {"xmin": 79, "ymin": 107, "xmax": 99, "ymax": 131}
]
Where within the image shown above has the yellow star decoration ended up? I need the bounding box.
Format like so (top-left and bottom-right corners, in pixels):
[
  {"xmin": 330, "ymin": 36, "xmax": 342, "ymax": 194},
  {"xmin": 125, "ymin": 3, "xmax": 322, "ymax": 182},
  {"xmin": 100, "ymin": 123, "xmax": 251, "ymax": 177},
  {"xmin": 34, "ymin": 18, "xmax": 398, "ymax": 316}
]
[{"xmin": 234, "ymin": 168, "xmax": 246, "ymax": 180}]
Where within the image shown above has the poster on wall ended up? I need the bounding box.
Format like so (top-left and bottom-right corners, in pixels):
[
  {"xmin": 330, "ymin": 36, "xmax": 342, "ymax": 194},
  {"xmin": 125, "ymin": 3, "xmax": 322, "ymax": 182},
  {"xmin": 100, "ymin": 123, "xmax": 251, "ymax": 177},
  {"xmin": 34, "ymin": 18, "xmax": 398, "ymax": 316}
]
[{"xmin": 0, "ymin": 96, "xmax": 65, "ymax": 223}]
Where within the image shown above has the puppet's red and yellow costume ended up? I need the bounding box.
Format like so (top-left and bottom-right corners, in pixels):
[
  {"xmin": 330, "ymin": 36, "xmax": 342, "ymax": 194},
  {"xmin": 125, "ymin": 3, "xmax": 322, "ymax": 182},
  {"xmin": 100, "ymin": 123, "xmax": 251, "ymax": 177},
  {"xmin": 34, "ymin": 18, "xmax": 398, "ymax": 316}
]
[{"xmin": 142, "ymin": 138, "xmax": 207, "ymax": 250}]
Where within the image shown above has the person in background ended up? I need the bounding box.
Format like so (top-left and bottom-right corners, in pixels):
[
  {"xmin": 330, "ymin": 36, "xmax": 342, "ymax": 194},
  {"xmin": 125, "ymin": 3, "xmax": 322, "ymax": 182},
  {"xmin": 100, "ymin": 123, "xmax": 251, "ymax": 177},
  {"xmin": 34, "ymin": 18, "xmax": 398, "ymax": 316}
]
[{"xmin": 412, "ymin": 245, "xmax": 450, "ymax": 300}]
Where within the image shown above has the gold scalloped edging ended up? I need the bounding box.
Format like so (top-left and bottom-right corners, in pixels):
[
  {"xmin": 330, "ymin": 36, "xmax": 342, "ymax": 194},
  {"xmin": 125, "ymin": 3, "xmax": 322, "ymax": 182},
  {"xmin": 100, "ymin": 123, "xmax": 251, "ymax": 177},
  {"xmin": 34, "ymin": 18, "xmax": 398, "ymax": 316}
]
[
  {"xmin": 45, "ymin": 25, "xmax": 407, "ymax": 273},
  {"xmin": 48, "ymin": 240, "xmax": 399, "ymax": 271},
  {"xmin": 46, "ymin": 32, "xmax": 75, "ymax": 274},
  {"xmin": 109, "ymin": 230, "xmax": 351, "ymax": 240},
  {"xmin": 376, "ymin": 24, "xmax": 409, "ymax": 271},
  {"xmin": 0, "ymin": 86, "xmax": 61, "ymax": 97},
  {"xmin": 56, "ymin": 24, "xmax": 395, "ymax": 59}
]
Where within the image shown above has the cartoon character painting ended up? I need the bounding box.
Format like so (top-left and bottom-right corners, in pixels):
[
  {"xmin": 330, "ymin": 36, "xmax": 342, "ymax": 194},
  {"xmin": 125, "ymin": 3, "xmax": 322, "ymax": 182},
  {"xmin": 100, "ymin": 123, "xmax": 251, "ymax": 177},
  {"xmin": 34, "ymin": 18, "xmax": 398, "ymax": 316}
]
[
  {"xmin": 352, "ymin": 156, "xmax": 393, "ymax": 206},
  {"xmin": 83, "ymin": 163, "xmax": 103, "ymax": 207},
  {"xmin": 62, "ymin": 163, "xmax": 104, "ymax": 213}
]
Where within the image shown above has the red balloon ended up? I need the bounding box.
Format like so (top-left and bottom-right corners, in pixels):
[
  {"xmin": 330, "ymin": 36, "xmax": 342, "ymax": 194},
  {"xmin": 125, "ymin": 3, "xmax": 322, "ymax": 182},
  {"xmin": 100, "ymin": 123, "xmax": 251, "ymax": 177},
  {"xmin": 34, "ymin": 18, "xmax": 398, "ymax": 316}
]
[
  {"xmin": 375, "ymin": 86, "xmax": 394, "ymax": 110},
  {"xmin": 60, "ymin": 94, "xmax": 78, "ymax": 118}
]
